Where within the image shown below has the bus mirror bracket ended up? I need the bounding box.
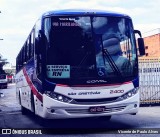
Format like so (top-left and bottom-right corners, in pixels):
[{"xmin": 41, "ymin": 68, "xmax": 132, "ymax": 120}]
[{"xmin": 134, "ymin": 30, "xmax": 142, "ymax": 37}]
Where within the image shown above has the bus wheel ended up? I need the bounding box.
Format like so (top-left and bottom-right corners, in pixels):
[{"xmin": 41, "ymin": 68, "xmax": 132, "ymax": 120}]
[{"xmin": 99, "ymin": 116, "xmax": 112, "ymax": 121}]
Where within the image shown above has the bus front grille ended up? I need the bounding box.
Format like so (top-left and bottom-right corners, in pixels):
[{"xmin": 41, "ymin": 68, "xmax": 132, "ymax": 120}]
[
  {"xmin": 65, "ymin": 106, "xmax": 126, "ymax": 114},
  {"xmin": 70, "ymin": 97, "xmax": 119, "ymax": 105}
]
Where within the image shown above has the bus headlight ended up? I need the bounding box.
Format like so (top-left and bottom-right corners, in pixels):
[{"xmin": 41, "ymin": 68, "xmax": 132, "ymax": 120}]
[
  {"xmin": 45, "ymin": 91, "xmax": 73, "ymax": 103},
  {"xmin": 117, "ymin": 88, "xmax": 138, "ymax": 101}
]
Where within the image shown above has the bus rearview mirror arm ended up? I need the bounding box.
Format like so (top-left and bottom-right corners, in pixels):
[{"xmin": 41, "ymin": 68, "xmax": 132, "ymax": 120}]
[{"xmin": 134, "ymin": 30, "xmax": 142, "ymax": 38}]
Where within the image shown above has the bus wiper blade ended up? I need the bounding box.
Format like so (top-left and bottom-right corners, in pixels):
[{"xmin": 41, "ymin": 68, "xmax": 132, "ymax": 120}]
[
  {"xmin": 100, "ymin": 37, "xmax": 124, "ymax": 81},
  {"xmin": 103, "ymin": 49, "xmax": 123, "ymax": 77}
]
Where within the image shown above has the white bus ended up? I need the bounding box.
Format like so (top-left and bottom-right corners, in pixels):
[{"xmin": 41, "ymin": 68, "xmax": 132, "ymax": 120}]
[{"xmin": 16, "ymin": 9, "xmax": 145, "ymax": 120}]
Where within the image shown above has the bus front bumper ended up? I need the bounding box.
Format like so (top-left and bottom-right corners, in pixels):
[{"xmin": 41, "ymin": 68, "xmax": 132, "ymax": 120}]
[{"xmin": 42, "ymin": 93, "xmax": 139, "ymax": 119}]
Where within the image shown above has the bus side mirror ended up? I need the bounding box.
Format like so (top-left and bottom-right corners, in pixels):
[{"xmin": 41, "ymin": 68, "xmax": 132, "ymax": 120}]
[
  {"xmin": 138, "ymin": 38, "xmax": 145, "ymax": 56},
  {"xmin": 134, "ymin": 30, "xmax": 145, "ymax": 56}
]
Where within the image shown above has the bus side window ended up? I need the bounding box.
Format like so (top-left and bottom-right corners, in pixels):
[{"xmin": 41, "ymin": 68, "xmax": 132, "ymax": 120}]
[
  {"xmin": 31, "ymin": 30, "xmax": 34, "ymax": 58},
  {"xmin": 26, "ymin": 39, "xmax": 30, "ymax": 62},
  {"xmin": 35, "ymin": 20, "xmax": 42, "ymax": 80},
  {"xmin": 19, "ymin": 52, "xmax": 22, "ymax": 70},
  {"xmin": 27, "ymin": 37, "xmax": 31, "ymax": 60},
  {"xmin": 24, "ymin": 44, "xmax": 28, "ymax": 64},
  {"xmin": 20, "ymin": 51, "xmax": 23, "ymax": 69},
  {"xmin": 22, "ymin": 46, "xmax": 25, "ymax": 65}
]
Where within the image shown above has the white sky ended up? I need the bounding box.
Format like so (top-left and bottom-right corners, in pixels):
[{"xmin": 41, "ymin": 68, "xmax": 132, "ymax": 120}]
[{"xmin": 0, "ymin": 0, "xmax": 160, "ymax": 66}]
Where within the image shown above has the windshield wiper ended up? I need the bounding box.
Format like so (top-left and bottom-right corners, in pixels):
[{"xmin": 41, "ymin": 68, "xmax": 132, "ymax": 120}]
[{"xmin": 99, "ymin": 35, "xmax": 124, "ymax": 81}]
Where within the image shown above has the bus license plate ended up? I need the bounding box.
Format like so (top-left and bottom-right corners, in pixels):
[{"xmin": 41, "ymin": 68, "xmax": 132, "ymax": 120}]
[{"xmin": 89, "ymin": 106, "xmax": 105, "ymax": 113}]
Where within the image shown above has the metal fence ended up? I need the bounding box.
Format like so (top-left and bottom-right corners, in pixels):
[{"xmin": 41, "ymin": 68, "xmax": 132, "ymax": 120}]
[{"xmin": 139, "ymin": 58, "xmax": 160, "ymax": 105}]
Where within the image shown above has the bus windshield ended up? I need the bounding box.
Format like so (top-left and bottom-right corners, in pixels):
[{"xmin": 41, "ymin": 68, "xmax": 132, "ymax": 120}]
[{"xmin": 44, "ymin": 16, "xmax": 137, "ymax": 84}]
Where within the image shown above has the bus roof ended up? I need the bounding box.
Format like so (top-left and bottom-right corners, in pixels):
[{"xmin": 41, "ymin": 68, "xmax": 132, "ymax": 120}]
[{"xmin": 42, "ymin": 9, "xmax": 131, "ymax": 19}]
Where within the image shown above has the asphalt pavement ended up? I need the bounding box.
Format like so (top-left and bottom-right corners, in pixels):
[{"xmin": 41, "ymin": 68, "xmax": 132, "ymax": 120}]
[{"xmin": 0, "ymin": 83, "xmax": 20, "ymax": 113}]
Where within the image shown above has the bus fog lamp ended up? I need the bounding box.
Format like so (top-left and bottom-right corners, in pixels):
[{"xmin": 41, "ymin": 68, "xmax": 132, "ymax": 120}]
[
  {"xmin": 51, "ymin": 109, "xmax": 55, "ymax": 113},
  {"xmin": 134, "ymin": 104, "xmax": 137, "ymax": 108}
]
